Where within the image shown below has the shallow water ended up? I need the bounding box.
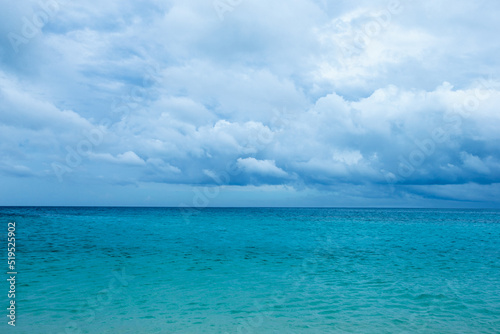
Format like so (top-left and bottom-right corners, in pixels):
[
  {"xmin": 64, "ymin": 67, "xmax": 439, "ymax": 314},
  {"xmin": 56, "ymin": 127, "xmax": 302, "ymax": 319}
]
[{"xmin": 1, "ymin": 207, "xmax": 499, "ymax": 333}]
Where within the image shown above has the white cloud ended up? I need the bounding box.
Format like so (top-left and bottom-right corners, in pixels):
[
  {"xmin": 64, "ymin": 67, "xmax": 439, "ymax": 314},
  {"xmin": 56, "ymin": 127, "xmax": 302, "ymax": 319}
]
[
  {"xmin": 0, "ymin": 72, "xmax": 93, "ymax": 131},
  {"xmin": 89, "ymin": 151, "xmax": 145, "ymax": 166},
  {"xmin": 237, "ymin": 158, "xmax": 288, "ymax": 178}
]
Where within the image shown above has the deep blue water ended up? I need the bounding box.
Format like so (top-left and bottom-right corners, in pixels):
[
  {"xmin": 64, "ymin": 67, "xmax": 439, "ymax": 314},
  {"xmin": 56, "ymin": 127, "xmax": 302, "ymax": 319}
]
[{"xmin": 1, "ymin": 207, "xmax": 499, "ymax": 333}]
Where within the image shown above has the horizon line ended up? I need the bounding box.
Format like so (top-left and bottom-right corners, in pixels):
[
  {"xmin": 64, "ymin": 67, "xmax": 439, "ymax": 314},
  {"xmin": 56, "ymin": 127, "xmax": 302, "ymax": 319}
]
[{"xmin": 1, "ymin": 206, "xmax": 498, "ymax": 209}]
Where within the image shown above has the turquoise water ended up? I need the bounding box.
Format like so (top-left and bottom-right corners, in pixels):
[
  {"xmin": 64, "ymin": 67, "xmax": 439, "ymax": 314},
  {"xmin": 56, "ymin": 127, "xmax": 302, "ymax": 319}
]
[{"xmin": 1, "ymin": 207, "xmax": 499, "ymax": 333}]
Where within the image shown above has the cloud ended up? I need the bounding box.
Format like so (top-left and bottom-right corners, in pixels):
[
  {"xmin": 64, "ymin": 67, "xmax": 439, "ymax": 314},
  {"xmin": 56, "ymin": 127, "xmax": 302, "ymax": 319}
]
[
  {"xmin": 89, "ymin": 151, "xmax": 146, "ymax": 166},
  {"xmin": 1, "ymin": 0, "xmax": 500, "ymax": 206},
  {"xmin": 0, "ymin": 163, "xmax": 35, "ymax": 178},
  {"xmin": 237, "ymin": 158, "xmax": 288, "ymax": 178},
  {"xmin": 0, "ymin": 72, "xmax": 93, "ymax": 131}
]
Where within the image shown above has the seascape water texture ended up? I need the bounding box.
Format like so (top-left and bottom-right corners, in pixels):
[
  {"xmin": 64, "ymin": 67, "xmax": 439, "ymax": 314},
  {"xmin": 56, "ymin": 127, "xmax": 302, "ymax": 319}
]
[{"xmin": 1, "ymin": 207, "xmax": 499, "ymax": 333}]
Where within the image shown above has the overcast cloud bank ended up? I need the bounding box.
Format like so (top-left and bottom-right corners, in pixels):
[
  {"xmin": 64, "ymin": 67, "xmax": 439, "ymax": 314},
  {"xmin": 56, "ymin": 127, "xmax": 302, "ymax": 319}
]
[{"xmin": 1, "ymin": 0, "xmax": 500, "ymax": 206}]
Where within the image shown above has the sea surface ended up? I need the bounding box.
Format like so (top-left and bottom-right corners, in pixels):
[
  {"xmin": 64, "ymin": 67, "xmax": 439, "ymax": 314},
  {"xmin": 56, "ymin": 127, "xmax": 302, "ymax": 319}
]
[{"xmin": 1, "ymin": 207, "xmax": 499, "ymax": 333}]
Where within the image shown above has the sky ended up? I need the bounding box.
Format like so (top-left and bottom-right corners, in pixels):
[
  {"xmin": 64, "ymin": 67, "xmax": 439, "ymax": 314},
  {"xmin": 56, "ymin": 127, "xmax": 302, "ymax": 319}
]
[{"xmin": 1, "ymin": 0, "xmax": 500, "ymax": 207}]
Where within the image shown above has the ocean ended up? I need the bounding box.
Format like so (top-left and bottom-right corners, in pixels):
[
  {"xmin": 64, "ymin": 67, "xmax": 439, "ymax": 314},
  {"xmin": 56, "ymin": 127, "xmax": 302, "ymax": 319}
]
[{"xmin": 1, "ymin": 207, "xmax": 499, "ymax": 333}]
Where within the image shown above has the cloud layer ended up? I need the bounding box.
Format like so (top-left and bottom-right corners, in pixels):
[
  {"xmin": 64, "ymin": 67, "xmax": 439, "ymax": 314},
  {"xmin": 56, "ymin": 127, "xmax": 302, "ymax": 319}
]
[{"xmin": 1, "ymin": 0, "xmax": 500, "ymax": 206}]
